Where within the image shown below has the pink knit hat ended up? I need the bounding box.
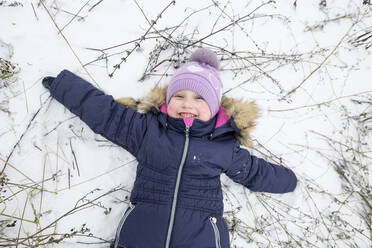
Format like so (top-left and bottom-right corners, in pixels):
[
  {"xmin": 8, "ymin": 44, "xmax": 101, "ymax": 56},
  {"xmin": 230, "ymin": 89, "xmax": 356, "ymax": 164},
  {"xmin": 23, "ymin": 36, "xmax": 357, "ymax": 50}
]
[{"xmin": 166, "ymin": 48, "xmax": 223, "ymax": 118}]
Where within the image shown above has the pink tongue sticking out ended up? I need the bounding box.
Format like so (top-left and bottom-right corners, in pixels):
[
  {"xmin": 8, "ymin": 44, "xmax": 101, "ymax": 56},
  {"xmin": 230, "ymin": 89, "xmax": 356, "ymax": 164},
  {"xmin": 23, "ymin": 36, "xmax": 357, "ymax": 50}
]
[{"xmin": 182, "ymin": 118, "xmax": 194, "ymax": 127}]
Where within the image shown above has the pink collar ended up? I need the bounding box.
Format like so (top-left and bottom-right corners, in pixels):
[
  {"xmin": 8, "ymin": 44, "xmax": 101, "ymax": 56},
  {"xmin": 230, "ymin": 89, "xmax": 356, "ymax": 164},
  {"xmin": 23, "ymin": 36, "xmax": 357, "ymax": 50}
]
[{"xmin": 160, "ymin": 103, "xmax": 229, "ymax": 128}]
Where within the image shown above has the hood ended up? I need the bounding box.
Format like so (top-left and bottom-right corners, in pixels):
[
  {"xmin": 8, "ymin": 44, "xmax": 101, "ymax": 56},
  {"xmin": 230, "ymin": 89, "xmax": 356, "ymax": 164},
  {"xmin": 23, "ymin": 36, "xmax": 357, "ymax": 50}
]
[{"xmin": 116, "ymin": 85, "xmax": 258, "ymax": 147}]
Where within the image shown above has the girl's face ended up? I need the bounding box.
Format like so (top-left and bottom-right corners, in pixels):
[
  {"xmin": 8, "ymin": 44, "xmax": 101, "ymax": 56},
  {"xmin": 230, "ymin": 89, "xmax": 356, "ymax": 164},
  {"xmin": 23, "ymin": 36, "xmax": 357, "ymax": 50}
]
[{"xmin": 167, "ymin": 89, "xmax": 211, "ymax": 122}]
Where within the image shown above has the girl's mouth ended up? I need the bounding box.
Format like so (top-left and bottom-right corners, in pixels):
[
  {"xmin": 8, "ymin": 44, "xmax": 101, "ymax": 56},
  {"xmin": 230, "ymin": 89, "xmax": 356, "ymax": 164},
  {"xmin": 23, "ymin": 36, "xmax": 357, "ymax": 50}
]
[{"xmin": 179, "ymin": 112, "xmax": 197, "ymax": 118}]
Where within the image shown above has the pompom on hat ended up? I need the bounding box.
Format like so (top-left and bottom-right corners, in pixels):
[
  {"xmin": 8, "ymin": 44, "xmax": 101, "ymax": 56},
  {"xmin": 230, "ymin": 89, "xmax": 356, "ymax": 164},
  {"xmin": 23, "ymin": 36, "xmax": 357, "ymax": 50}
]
[{"xmin": 166, "ymin": 48, "xmax": 223, "ymax": 118}]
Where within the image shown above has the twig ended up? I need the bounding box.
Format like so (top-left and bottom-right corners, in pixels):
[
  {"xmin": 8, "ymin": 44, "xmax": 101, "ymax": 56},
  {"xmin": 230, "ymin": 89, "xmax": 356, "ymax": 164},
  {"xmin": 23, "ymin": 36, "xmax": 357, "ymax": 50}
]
[
  {"xmin": 210, "ymin": 0, "xmax": 265, "ymax": 54},
  {"xmin": 0, "ymin": 103, "xmax": 43, "ymax": 176},
  {"xmin": 17, "ymin": 187, "xmax": 122, "ymax": 244},
  {"xmin": 108, "ymin": 0, "xmax": 176, "ymax": 77},
  {"xmin": 269, "ymin": 90, "xmax": 372, "ymax": 112},
  {"xmin": 59, "ymin": 0, "xmax": 92, "ymax": 33},
  {"xmin": 0, "ymin": 197, "xmax": 6, "ymax": 217},
  {"xmin": 39, "ymin": 0, "xmax": 100, "ymax": 89},
  {"xmin": 69, "ymin": 138, "xmax": 80, "ymax": 177},
  {"xmin": 89, "ymin": 35, "xmax": 162, "ymax": 52},
  {"xmin": 185, "ymin": 1, "xmax": 274, "ymax": 48},
  {"xmin": 38, "ymin": 152, "xmax": 48, "ymax": 223},
  {"xmin": 3, "ymin": 181, "xmax": 55, "ymax": 194},
  {"xmin": 89, "ymin": 0, "xmax": 104, "ymax": 12},
  {"xmin": 0, "ymin": 213, "xmax": 35, "ymax": 224},
  {"xmin": 55, "ymin": 137, "xmax": 59, "ymax": 192},
  {"xmin": 133, "ymin": 0, "xmax": 176, "ymax": 47},
  {"xmin": 202, "ymin": 43, "xmax": 283, "ymax": 93},
  {"xmin": 15, "ymin": 194, "xmax": 29, "ymax": 248},
  {"xmin": 0, "ymin": 157, "xmax": 37, "ymax": 184},
  {"xmin": 168, "ymin": 5, "xmax": 213, "ymax": 37},
  {"xmin": 285, "ymin": 22, "xmax": 356, "ymax": 97},
  {"xmin": 43, "ymin": 116, "xmax": 77, "ymax": 136},
  {"xmin": 255, "ymin": 195, "xmax": 303, "ymax": 247},
  {"xmin": 51, "ymin": 6, "xmax": 85, "ymax": 19},
  {"xmin": 68, "ymin": 168, "xmax": 71, "ymax": 190},
  {"xmin": 31, "ymin": 3, "xmax": 39, "ymax": 21},
  {"xmin": 21, "ymin": 80, "xmax": 29, "ymax": 113},
  {"xmin": 310, "ymin": 130, "xmax": 372, "ymax": 160},
  {"xmin": 57, "ymin": 159, "xmax": 136, "ymax": 192}
]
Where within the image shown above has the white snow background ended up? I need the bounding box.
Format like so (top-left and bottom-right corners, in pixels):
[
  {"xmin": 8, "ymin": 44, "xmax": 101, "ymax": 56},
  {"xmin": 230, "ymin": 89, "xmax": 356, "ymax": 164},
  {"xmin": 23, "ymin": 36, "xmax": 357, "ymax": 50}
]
[{"xmin": 0, "ymin": 0, "xmax": 371, "ymax": 247}]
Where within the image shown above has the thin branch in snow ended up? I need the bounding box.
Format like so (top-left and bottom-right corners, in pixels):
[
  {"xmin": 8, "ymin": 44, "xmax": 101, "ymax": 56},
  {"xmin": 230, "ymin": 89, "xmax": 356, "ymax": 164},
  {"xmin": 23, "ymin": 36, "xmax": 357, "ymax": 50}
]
[
  {"xmin": 21, "ymin": 80, "xmax": 28, "ymax": 114},
  {"xmin": 13, "ymin": 187, "xmax": 122, "ymax": 246},
  {"xmin": 50, "ymin": 6, "xmax": 86, "ymax": 20},
  {"xmin": 43, "ymin": 116, "xmax": 77, "ymax": 137},
  {"xmin": 69, "ymin": 138, "xmax": 80, "ymax": 177},
  {"xmin": 15, "ymin": 192, "xmax": 28, "ymax": 247},
  {"xmin": 88, "ymin": 0, "xmax": 104, "ymax": 12},
  {"xmin": 108, "ymin": 0, "xmax": 177, "ymax": 78},
  {"xmin": 68, "ymin": 168, "xmax": 71, "ymax": 190},
  {"xmin": 39, "ymin": 0, "xmax": 100, "ymax": 89},
  {"xmin": 285, "ymin": 22, "xmax": 356, "ymax": 98},
  {"xmin": 30, "ymin": 2, "xmax": 39, "ymax": 21},
  {"xmin": 59, "ymin": 0, "xmax": 91, "ymax": 34},
  {"xmin": 269, "ymin": 90, "xmax": 372, "ymax": 113},
  {"xmin": 0, "ymin": 103, "xmax": 44, "ymax": 176},
  {"xmin": 109, "ymin": 0, "xmax": 176, "ymax": 77}
]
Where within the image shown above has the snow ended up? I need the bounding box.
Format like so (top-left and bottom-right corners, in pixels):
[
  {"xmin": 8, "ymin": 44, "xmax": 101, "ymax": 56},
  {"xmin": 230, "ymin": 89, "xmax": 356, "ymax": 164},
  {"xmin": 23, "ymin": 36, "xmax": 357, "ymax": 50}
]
[{"xmin": 1, "ymin": 0, "xmax": 371, "ymax": 247}]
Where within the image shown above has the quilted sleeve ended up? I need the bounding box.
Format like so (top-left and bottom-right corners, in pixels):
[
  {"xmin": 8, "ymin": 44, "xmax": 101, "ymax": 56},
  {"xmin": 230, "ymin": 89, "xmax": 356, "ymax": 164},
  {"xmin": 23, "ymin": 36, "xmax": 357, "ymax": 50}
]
[
  {"xmin": 50, "ymin": 69, "xmax": 147, "ymax": 157},
  {"xmin": 224, "ymin": 141, "xmax": 297, "ymax": 193}
]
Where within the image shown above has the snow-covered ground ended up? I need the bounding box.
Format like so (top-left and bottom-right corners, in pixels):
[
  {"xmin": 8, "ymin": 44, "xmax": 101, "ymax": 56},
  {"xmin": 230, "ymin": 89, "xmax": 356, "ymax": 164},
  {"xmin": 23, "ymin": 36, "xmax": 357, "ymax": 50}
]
[{"xmin": 1, "ymin": 0, "xmax": 371, "ymax": 247}]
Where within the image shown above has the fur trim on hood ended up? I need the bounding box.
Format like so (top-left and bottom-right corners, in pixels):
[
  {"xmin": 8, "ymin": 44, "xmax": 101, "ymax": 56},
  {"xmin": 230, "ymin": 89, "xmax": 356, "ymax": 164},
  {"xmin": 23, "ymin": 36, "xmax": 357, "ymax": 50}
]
[{"xmin": 116, "ymin": 85, "xmax": 258, "ymax": 147}]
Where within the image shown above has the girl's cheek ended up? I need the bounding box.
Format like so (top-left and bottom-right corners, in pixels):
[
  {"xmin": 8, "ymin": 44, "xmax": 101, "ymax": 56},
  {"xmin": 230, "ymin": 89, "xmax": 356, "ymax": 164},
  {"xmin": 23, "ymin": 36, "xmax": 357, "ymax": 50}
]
[{"xmin": 167, "ymin": 102, "xmax": 179, "ymax": 118}]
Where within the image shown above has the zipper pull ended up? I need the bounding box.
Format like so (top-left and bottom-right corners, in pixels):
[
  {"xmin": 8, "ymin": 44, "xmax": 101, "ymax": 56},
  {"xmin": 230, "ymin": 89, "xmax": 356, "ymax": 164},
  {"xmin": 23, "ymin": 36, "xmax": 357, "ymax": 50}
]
[
  {"xmin": 210, "ymin": 216, "xmax": 217, "ymax": 224},
  {"xmin": 185, "ymin": 126, "xmax": 190, "ymax": 136},
  {"xmin": 129, "ymin": 202, "xmax": 135, "ymax": 209}
]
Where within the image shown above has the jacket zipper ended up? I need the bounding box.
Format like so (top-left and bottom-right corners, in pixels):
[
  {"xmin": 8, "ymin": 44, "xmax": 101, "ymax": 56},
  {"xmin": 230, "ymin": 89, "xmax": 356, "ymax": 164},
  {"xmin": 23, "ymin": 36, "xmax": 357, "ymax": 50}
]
[
  {"xmin": 114, "ymin": 202, "xmax": 135, "ymax": 248},
  {"xmin": 165, "ymin": 126, "xmax": 190, "ymax": 248},
  {"xmin": 209, "ymin": 216, "xmax": 222, "ymax": 248}
]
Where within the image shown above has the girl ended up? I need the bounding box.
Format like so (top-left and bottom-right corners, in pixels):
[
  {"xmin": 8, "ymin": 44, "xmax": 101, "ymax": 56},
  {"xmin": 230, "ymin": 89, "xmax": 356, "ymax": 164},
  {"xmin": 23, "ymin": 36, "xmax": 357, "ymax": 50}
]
[{"xmin": 42, "ymin": 48, "xmax": 297, "ymax": 248}]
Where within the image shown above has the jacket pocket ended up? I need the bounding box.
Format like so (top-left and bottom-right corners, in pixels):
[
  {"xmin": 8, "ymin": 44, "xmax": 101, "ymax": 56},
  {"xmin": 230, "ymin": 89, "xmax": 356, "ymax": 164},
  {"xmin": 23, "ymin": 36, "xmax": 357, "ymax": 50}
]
[
  {"xmin": 209, "ymin": 216, "xmax": 222, "ymax": 248},
  {"xmin": 114, "ymin": 202, "xmax": 136, "ymax": 248}
]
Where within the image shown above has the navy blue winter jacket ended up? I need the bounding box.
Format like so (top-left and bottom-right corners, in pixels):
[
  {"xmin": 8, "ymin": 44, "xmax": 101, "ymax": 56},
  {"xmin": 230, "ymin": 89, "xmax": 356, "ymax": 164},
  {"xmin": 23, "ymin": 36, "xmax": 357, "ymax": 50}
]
[{"xmin": 49, "ymin": 70, "xmax": 297, "ymax": 248}]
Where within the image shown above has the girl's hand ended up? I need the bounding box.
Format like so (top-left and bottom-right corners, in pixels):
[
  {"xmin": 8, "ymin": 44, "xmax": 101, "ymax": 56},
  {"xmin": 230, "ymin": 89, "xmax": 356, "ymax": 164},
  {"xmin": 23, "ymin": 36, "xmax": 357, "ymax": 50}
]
[{"xmin": 42, "ymin": 76, "xmax": 56, "ymax": 90}]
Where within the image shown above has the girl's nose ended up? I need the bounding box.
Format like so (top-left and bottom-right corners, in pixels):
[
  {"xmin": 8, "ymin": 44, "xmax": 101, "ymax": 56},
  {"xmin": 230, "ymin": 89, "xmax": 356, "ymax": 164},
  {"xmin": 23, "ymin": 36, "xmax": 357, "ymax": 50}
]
[{"xmin": 182, "ymin": 99, "xmax": 193, "ymax": 108}]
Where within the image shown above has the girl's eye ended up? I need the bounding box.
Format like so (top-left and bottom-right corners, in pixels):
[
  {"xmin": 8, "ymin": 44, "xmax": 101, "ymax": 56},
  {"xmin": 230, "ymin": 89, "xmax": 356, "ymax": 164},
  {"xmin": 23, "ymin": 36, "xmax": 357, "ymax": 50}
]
[
  {"xmin": 196, "ymin": 96, "xmax": 204, "ymax": 100},
  {"xmin": 174, "ymin": 95, "xmax": 184, "ymax": 98}
]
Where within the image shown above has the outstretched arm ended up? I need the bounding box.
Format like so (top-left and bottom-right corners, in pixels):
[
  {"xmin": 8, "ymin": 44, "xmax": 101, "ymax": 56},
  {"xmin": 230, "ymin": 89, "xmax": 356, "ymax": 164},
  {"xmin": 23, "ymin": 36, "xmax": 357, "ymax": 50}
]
[
  {"xmin": 225, "ymin": 141, "xmax": 297, "ymax": 193},
  {"xmin": 43, "ymin": 70, "xmax": 147, "ymax": 157}
]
